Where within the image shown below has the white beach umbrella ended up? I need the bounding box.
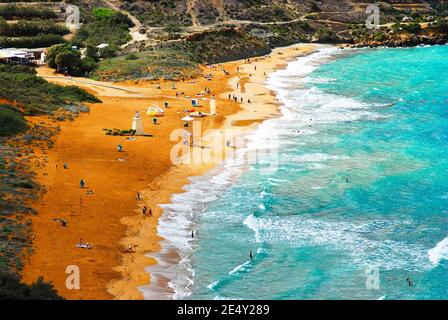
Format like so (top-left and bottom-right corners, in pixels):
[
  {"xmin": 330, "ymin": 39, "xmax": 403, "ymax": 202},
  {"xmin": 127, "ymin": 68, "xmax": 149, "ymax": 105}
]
[{"xmin": 182, "ymin": 115, "xmax": 195, "ymax": 122}]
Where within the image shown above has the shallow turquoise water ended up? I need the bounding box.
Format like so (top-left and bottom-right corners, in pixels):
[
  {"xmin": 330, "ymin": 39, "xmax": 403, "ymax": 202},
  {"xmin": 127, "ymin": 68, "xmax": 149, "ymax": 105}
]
[{"xmin": 186, "ymin": 45, "xmax": 448, "ymax": 300}]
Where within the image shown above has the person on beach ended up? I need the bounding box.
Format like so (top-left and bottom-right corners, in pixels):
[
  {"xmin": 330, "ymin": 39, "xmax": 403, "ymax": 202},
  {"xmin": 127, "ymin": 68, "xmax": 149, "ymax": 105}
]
[
  {"xmin": 164, "ymin": 101, "xmax": 169, "ymax": 108},
  {"xmin": 250, "ymin": 250, "xmax": 253, "ymax": 260},
  {"xmin": 248, "ymin": 99, "xmax": 252, "ymax": 104},
  {"xmin": 118, "ymin": 144, "xmax": 123, "ymax": 152},
  {"xmin": 136, "ymin": 192, "xmax": 141, "ymax": 200},
  {"xmin": 148, "ymin": 208, "xmax": 153, "ymax": 217},
  {"xmin": 228, "ymin": 94, "xmax": 231, "ymax": 100},
  {"xmin": 191, "ymin": 230, "xmax": 194, "ymax": 238},
  {"xmin": 80, "ymin": 179, "xmax": 85, "ymax": 189},
  {"xmin": 142, "ymin": 206, "xmax": 148, "ymax": 216}
]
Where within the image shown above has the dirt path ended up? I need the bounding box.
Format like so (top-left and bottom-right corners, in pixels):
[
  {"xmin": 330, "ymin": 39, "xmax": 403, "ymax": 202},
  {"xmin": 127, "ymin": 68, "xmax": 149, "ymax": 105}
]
[
  {"xmin": 103, "ymin": 0, "xmax": 148, "ymax": 48},
  {"xmin": 187, "ymin": 0, "xmax": 201, "ymax": 27}
]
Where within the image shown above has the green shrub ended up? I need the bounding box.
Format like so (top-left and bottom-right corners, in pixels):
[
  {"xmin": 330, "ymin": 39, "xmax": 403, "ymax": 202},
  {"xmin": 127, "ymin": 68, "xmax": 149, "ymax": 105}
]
[
  {"xmin": 0, "ymin": 65, "xmax": 100, "ymax": 116},
  {"xmin": 0, "ymin": 33, "xmax": 65, "ymax": 48},
  {"xmin": 0, "ymin": 4, "xmax": 57, "ymax": 20},
  {"xmin": 0, "ymin": 19, "xmax": 69, "ymax": 37},
  {"xmin": 0, "ymin": 105, "xmax": 27, "ymax": 137},
  {"xmin": 0, "ymin": 272, "xmax": 63, "ymax": 300}
]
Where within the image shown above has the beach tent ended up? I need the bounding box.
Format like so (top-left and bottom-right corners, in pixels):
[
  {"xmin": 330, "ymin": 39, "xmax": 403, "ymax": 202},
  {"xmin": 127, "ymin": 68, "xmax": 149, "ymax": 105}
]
[{"xmin": 146, "ymin": 106, "xmax": 165, "ymax": 117}]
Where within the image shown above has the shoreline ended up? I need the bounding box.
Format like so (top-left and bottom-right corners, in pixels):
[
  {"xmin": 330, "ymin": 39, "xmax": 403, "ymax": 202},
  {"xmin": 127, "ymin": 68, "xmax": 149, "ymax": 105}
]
[
  {"xmin": 20, "ymin": 43, "xmax": 321, "ymax": 300},
  {"xmin": 108, "ymin": 43, "xmax": 322, "ymax": 300}
]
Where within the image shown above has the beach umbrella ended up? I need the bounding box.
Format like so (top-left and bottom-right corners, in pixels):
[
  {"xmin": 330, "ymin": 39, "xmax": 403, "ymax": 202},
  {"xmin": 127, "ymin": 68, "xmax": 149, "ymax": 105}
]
[
  {"xmin": 182, "ymin": 115, "xmax": 194, "ymax": 122},
  {"xmin": 146, "ymin": 106, "xmax": 165, "ymax": 117}
]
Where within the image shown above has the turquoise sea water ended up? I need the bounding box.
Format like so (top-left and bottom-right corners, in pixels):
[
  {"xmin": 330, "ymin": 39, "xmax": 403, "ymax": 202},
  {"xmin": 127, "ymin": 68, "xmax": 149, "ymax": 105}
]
[{"xmin": 155, "ymin": 45, "xmax": 448, "ymax": 300}]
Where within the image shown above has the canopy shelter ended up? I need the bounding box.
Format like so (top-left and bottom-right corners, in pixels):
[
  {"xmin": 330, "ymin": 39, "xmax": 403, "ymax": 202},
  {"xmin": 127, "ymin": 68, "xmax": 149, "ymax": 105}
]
[{"xmin": 146, "ymin": 106, "xmax": 165, "ymax": 117}]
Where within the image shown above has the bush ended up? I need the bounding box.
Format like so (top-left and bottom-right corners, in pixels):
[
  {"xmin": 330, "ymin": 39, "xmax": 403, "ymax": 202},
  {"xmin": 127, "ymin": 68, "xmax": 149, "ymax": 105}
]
[
  {"xmin": 72, "ymin": 8, "xmax": 133, "ymax": 48},
  {"xmin": 0, "ymin": 19, "xmax": 69, "ymax": 37},
  {"xmin": 0, "ymin": 4, "xmax": 57, "ymax": 20},
  {"xmin": 0, "ymin": 105, "xmax": 27, "ymax": 137},
  {"xmin": 0, "ymin": 272, "xmax": 63, "ymax": 300},
  {"xmin": 0, "ymin": 33, "xmax": 65, "ymax": 49},
  {"xmin": 0, "ymin": 64, "xmax": 100, "ymax": 116}
]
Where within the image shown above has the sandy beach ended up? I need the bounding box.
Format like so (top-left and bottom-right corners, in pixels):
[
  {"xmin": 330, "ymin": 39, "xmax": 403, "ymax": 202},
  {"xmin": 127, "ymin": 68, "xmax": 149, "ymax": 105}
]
[{"xmin": 21, "ymin": 43, "xmax": 318, "ymax": 300}]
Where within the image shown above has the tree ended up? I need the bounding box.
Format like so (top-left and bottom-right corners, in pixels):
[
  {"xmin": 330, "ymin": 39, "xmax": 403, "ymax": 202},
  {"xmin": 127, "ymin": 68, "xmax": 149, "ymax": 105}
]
[
  {"xmin": 55, "ymin": 51, "xmax": 80, "ymax": 73},
  {"xmin": 0, "ymin": 272, "xmax": 63, "ymax": 300},
  {"xmin": 46, "ymin": 43, "xmax": 97, "ymax": 76}
]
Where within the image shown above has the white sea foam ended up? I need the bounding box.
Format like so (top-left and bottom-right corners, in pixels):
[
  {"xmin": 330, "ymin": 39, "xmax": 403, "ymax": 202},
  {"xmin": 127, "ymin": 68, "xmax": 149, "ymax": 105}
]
[
  {"xmin": 243, "ymin": 213, "xmax": 432, "ymax": 272},
  {"xmin": 428, "ymin": 237, "xmax": 448, "ymax": 265}
]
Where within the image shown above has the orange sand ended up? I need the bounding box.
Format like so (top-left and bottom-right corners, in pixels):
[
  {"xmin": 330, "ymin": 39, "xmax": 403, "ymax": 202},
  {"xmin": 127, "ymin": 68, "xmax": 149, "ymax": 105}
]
[{"xmin": 21, "ymin": 44, "xmax": 318, "ymax": 299}]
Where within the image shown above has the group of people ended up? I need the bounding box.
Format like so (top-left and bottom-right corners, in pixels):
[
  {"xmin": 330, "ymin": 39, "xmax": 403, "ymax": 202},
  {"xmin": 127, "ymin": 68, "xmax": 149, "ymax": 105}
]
[{"xmin": 228, "ymin": 93, "xmax": 251, "ymax": 104}]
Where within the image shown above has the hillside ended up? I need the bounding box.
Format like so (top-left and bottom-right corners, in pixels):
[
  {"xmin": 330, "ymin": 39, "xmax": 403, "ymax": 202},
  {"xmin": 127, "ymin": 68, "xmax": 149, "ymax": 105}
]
[{"xmin": 118, "ymin": 0, "xmax": 448, "ymax": 46}]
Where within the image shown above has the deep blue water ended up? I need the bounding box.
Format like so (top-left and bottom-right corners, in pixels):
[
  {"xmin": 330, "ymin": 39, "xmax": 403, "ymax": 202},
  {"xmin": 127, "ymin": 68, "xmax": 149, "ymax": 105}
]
[{"xmin": 171, "ymin": 45, "xmax": 448, "ymax": 300}]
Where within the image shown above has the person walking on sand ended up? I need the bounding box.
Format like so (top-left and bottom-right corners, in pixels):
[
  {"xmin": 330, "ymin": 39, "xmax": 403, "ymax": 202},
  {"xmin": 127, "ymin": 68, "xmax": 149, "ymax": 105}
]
[
  {"xmin": 191, "ymin": 230, "xmax": 195, "ymax": 238},
  {"xmin": 80, "ymin": 179, "xmax": 85, "ymax": 189},
  {"xmin": 148, "ymin": 208, "xmax": 153, "ymax": 217},
  {"xmin": 118, "ymin": 144, "xmax": 123, "ymax": 152},
  {"xmin": 164, "ymin": 101, "xmax": 169, "ymax": 108},
  {"xmin": 142, "ymin": 206, "xmax": 147, "ymax": 216},
  {"xmin": 136, "ymin": 192, "xmax": 141, "ymax": 200}
]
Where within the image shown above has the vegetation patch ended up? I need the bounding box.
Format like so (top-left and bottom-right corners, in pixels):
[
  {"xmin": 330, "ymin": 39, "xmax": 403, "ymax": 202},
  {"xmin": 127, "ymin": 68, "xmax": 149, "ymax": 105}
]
[
  {"xmin": 0, "ymin": 64, "xmax": 100, "ymax": 115},
  {"xmin": 0, "ymin": 4, "xmax": 57, "ymax": 20},
  {"xmin": 0, "ymin": 105, "xmax": 27, "ymax": 137},
  {"xmin": 0, "ymin": 272, "xmax": 63, "ymax": 300},
  {"xmin": 92, "ymin": 48, "xmax": 200, "ymax": 81},
  {"xmin": 72, "ymin": 7, "xmax": 134, "ymax": 55}
]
